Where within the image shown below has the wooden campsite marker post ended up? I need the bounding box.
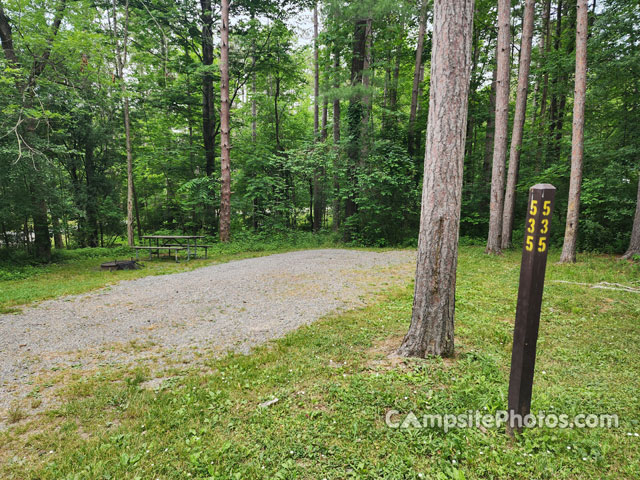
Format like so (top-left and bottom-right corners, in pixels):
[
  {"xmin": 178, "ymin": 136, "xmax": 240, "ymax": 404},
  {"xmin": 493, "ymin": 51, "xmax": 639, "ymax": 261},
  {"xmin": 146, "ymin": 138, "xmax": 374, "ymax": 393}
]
[{"xmin": 507, "ymin": 184, "xmax": 556, "ymax": 435}]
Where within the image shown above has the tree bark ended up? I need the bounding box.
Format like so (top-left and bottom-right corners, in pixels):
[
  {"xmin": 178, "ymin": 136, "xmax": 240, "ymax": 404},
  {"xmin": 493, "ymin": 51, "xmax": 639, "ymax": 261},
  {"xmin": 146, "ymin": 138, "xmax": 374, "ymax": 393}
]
[
  {"xmin": 313, "ymin": 4, "xmax": 320, "ymax": 138},
  {"xmin": 200, "ymin": 0, "xmax": 217, "ymax": 177},
  {"xmin": 52, "ymin": 216, "xmax": 64, "ymax": 249},
  {"xmin": 485, "ymin": 0, "xmax": 510, "ymax": 255},
  {"xmin": 84, "ymin": 133, "xmax": 99, "ymax": 247},
  {"xmin": 559, "ymin": 0, "xmax": 587, "ymax": 263},
  {"xmin": 482, "ymin": 66, "xmax": 497, "ymax": 187},
  {"xmin": 312, "ymin": 4, "xmax": 323, "ymax": 232},
  {"xmin": 112, "ymin": 0, "xmax": 135, "ymax": 247},
  {"xmin": 219, "ymin": 0, "xmax": 231, "ymax": 242},
  {"xmin": 501, "ymin": 0, "xmax": 536, "ymax": 250},
  {"xmin": 344, "ymin": 18, "xmax": 368, "ymax": 229},
  {"xmin": 533, "ymin": 0, "xmax": 551, "ymax": 171},
  {"xmin": 623, "ymin": 174, "xmax": 640, "ymax": 260},
  {"xmin": 32, "ymin": 197, "xmax": 51, "ymax": 261},
  {"xmin": 408, "ymin": 0, "xmax": 429, "ymax": 157},
  {"xmin": 398, "ymin": 0, "xmax": 474, "ymax": 358}
]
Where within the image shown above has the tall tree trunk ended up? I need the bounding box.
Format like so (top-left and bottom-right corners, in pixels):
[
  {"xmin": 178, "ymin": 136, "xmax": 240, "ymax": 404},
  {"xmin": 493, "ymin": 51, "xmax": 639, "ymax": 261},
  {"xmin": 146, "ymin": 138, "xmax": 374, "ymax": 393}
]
[
  {"xmin": 344, "ymin": 18, "xmax": 368, "ymax": 230},
  {"xmin": 251, "ymin": 71, "xmax": 257, "ymax": 142},
  {"xmin": 559, "ymin": 0, "xmax": 587, "ymax": 263},
  {"xmin": 219, "ymin": 0, "xmax": 231, "ymax": 242},
  {"xmin": 52, "ymin": 216, "xmax": 64, "ymax": 249},
  {"xmin": 200, "ymin": 0, "xmax": 216, "ymax": 177},
  {"xmin": 548, "ymin": 0, "xmax": 563, "ymax": 163},
  {"xmin": 123, "ymin": 96, "xmax": 135, "ymax": 246},
  {"xmin": 132, "ymin": 179, "xmax": 143, "ymax": 240},
  {"xmin": 398, "ymin": 0, "xmax": 474, "ymax": 358},
  {"xmin": 482, "ymin": 66, "xmax": 497, "ymax": 188},
  {"xmin": 485, "ymin": 0, "xmax": 510, "ymax": 255},
  {"xmin": 623, "ymin": 175, "xmax": 640, "ymax": 260},
  {"xmin": 84, "ymin": 133, "xmax": 99, "ymax": 247},
  {"xmin": 112, "ymin": 0, "xmax": 135, "ymax": 247},
  {"xmin": 33, "ymin": 197, "xmax": 51, "ymax": 261},
  {"xmin": 534, "ymin": 0, "xmax": 551, "ymax": 171},
  {"xmin": 360, "ymin": 18, "xmax": 373, "ymax": 159},
  {"xmin": 408, "ymin": 0, "xmax": 428, "ymax": 156},
  {"xmin": 313, "ymin": 4, "xmax": 320, "ymax": 138},
  {"xmin": 501, "ymin": 0, "xmax": 536, "ymax": 249},
  {"xmin": 312, "ymin": 4, "xmax": 323, "ymax": 232},
  {"xmin": 332, "ymin": 46, "xmax": 341, "ymax": 231}
]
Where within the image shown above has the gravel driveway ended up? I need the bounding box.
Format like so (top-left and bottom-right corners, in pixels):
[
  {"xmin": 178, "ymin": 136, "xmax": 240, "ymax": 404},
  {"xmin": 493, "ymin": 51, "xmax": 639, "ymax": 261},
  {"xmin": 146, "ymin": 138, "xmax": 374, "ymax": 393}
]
[{"xmin": 0, "ymin": 249, "xmax": 414, "ymax": 412}]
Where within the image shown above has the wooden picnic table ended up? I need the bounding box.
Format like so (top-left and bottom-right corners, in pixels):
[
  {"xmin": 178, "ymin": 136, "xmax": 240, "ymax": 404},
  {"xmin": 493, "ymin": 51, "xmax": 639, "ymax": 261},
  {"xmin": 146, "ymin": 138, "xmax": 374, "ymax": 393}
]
[{"xmin": 135, "ymin": 235, "xmax": 207, "ymax": 262}]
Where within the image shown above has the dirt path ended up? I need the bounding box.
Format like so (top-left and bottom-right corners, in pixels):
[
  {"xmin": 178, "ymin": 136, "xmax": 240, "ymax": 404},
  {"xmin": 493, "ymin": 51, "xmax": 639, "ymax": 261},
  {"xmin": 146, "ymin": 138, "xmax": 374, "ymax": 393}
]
[{"xmin": 0, "ymin": 249, "xmax": 415, "ymax": 415}]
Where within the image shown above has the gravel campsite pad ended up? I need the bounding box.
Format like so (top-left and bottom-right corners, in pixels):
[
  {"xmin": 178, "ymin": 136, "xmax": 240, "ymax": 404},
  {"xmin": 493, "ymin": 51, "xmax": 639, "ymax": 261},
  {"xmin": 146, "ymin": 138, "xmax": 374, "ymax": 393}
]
[{"xmin": 0, "ymin": 249, "xmax": 415, "ymax": 413}]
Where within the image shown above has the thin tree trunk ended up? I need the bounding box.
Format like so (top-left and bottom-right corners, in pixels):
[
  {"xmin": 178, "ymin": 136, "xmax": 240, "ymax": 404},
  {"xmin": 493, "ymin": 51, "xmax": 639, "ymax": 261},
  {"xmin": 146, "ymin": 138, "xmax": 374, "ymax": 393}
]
[
  {"xmin": 559, "ymin": 0, "xmax": 587, "ymax": 263},
  {"xmin": 332, "ymin": 46, "xmax": 341, "ymax": 231},
  {"xmin": 623, "ymin": 175, "xmax": 640, "ymax": 259},
  {"xmin": 312, "ymin": 4, "xmax": 323, "ymax": 232},
  {"xmin": 200, "ymin": 0, "xmax": 217, "ymax": 177},
  {"xmin": 132, "ymin": 179, "xmax": 142, "ymax": 240},
  {"xmin": 219, "ymin": 0, "xmax": 231, "ymax": 242},
  {"xmin": 313, "ymin": 4, "xmax": 320, "ymax": 138},
  {"xmin": 344, "ymin": 18, "xmax": 368, "ymax": 229},
  {"xmin": 251, "ymin": 71, "xmax": 257, "ymax": 142},
  {"xmin": 112, "ymin": 0, "xmax": 135, "ymax": 247},
  {"xmin": 398, "ymin": 0, "xmax": 474, "ymax": 358},
  {"xmin": 51, "ymin": 216, "xmax": 64, "ymax": 249},
  {"xmin": 485, "ymin": 0, "xmax": 510, "ymax": 255},
  {"xmin": 534, "ymin": 0, "xmax": 551, "ymax": 171},
  {"xmin": 548, "ymin": 0, "xmax": 563, "ymax": 163},
  {"xmin": 360, "ymin": 18, "xmax": 373, "ymax": 160},
  {"xmin": 33, "ymin": 198, "xmax": 51, "ymax": 261},
  {"xmin": 321, "ymin": 98, "xmax": 328, "ymax": 141},
  {"xmin": 482, "ymin": 66, "xmax": 497, "ymax": 187},
  {"xmin": 501, "ymin": 0, "xmax": 536, "ymax": 250},
  {"xmin": 408, "ymin": 0, "xmax": 428, "ymax": 156}
]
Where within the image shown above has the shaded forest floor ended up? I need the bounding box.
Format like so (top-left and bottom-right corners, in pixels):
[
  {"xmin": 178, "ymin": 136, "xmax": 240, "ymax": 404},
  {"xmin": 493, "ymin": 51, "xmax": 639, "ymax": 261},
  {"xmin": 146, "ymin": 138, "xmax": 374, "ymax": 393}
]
[{"xmin": 1, "ymin": 247, "xmax": 639, "ymax": 479}]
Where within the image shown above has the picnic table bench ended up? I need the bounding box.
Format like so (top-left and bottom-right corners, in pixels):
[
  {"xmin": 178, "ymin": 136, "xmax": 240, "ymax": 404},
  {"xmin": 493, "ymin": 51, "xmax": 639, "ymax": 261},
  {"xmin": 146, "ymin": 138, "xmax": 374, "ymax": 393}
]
[{"xmin": 134, "ymin": 235, "xmax": 210, "ymax": 262}]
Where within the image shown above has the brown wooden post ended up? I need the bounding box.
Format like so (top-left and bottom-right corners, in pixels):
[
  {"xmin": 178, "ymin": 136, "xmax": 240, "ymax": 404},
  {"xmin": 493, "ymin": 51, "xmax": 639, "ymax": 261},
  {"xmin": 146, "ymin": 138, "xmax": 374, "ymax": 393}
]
[{"xmin": 507, "ymin": 183, "xmax": 556, "ymax": 434}]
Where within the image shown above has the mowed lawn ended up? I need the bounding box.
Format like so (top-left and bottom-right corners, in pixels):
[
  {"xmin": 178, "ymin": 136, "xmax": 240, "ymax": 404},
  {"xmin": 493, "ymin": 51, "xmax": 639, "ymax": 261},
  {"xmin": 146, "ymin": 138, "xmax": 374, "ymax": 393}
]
[{"xmin": 1, "ymin": 246, "xmax": 639, "ymax": 479}]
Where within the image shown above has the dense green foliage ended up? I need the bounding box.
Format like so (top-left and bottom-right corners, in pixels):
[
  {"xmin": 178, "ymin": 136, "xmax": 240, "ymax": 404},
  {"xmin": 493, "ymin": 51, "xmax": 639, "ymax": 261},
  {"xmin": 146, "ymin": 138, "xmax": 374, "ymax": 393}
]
[{"xmin": 0, "ymin": 0, "xmax": 638, "ymax": 257}]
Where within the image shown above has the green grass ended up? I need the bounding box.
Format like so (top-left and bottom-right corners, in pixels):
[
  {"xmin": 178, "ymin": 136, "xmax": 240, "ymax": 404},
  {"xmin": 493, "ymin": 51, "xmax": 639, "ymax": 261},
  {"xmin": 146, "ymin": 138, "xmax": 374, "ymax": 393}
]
[
  {"xmin": 0, "ymin": 232, "xmax": 339, "ymax": 314},
  {"xmin": 1, "ymin": 246, "xmax": 639, "ymax": 479}
]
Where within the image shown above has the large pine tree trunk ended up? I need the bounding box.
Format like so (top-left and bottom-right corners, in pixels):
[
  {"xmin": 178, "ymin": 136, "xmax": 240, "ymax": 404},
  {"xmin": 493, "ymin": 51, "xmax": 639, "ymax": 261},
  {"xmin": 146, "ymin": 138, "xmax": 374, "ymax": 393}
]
[
  {"xmin": 485, "ymin": 0, "xmax": 510, "ymax": 255},
  {"xmin": 501, "ymin": 0, "xmax": 536, "ymax": 250},
  {"xmin": 219, "ymin": 0, "xmax": 231, "ymax": 242},
  {"xmin": 559, "ymin": 0, "xmax": 587, "ymax": 263},
  {"xmin": 408, "ymin": 0, "xmax": 428, "ymax": 157},
  {"xmin": 200, "ymin": 0, "xmax": 217, "ymax": 177},
  {"xmin": 398, "ymin": 0, "xmax": 474, "ymax": 358},
  {"xmin": 623, "ymin": 175, "xmax": 640, "ymax": 260}
]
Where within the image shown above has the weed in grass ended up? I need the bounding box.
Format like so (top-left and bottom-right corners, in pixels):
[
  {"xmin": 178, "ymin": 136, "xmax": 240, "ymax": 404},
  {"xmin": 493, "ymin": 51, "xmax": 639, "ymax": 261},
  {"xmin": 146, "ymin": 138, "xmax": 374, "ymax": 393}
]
[{"xmin": 7, "ymin": 405, "xmax": 25, "ymax": 424}]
